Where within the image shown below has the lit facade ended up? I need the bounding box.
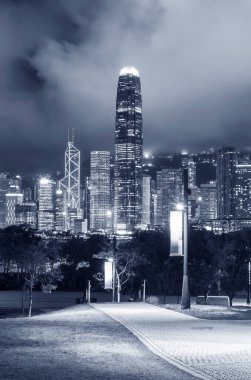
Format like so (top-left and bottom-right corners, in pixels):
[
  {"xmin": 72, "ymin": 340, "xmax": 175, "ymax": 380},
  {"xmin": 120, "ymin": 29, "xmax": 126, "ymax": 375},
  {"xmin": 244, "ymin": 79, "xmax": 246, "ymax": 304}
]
[
  {"xmin": 155, "ymin": 169, "xmax": 183, "ymax": 227},
  {"xmin": 114, "ymin": 66, "xmax": 143, "ymax": 233},
  {"xmin": 0, "ymin": 174, "xmax": 10, "ymax": 228},
  {"xmin": 15, "ymin": 202, "xmax": 37, "ymax": 228},
  {"xmin": 90, "ymin": 151, "xmax": 111, "ymax": 231},
  {"xmin": 199, "ymin": 181, "xmax": 217, "ymax": 220},
  {"xmin": 216, "ymin": 147, "xmax": 236, "ymax": 219},
  {"xmin": 142, "ymin": 176, "xmax": 151, "ymax": 228},
  {"xmin": 54, "ymin": 189, "xmax": 64, "ymax": 232},
  {"xmin": 5, "ymin": 178, "xmax": 23, "ymax": 226},
  {"xmin": 181, "ymin": 156, "xmax": 196, "ymax": 188},
  {"xmin": 5, "ymin": 192, "xmax": 23, "ymax": 226},
  {"xmin": 235, "ymin": 164, "xmax": 251, "ymax": 218},
  {"xmin": 37, "ymin": 177, "xmax": 55, "ymax": 231}
]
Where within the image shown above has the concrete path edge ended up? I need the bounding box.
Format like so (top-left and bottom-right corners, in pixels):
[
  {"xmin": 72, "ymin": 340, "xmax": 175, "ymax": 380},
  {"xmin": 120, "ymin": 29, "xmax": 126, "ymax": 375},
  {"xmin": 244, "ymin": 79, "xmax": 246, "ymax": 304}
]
[{"xmin": 91, "ymin": 304, "xmax": 215, "ymax": 380}]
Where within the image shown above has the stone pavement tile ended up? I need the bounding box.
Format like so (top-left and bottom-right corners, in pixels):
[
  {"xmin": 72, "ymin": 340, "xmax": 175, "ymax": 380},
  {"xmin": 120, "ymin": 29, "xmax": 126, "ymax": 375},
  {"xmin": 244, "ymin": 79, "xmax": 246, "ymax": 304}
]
[{"xmin": 94, "ymin": 303, "xmax": 251, "ymax": 380}]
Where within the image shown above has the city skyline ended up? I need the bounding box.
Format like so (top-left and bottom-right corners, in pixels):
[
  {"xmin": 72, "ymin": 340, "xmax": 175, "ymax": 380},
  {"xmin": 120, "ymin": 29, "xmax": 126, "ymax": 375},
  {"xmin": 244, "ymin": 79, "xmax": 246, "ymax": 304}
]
[{"xmin": 2, "ymin": 1, "xmax": 251, "ymax": 174}]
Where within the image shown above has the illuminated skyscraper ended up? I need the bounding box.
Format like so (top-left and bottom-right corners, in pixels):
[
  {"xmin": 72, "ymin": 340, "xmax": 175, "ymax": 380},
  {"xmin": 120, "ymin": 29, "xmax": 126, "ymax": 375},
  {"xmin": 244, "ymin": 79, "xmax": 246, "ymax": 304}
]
[
  {"xmin": 114, "ymin": 66, "xmax": 143, "ymax": 234},
  {"xmin": 37, "ymin": 176, "xmax": 55, "ymax": 231},
  {"xmin": 0, "ymin": 173, "xmax": 10, "ymax": 228},
  {"xmin": 235, "ymin": 164, "xmax": 251, "ymax": 218},
  {"xmin": 217, "ymin": 147, "xmax": 236, "ymax": 219},
  {"xmin": 199, "ymin": 181, "xmax": 217, "ymax": 220},
  {"xmin": 142, "ymin": 176, "xmax": 151, "ymax": 228},
  {"xmin": 5, "ymin": 176, "xmax": 23, "ymax": 227},
  {"xmin": 60, "ymin": 131, "xmax": 81, "ymax": 230},
  {"xmin": 155, "ymin": 169, "xmax": 183, "ymax": 227},
  {"xmin": 54, "ymin": 189, "xmax": 64, "ymax": 232},
  {"xmin": 90, "ymin": 151, "xmax": 111, "ymax": 231}
]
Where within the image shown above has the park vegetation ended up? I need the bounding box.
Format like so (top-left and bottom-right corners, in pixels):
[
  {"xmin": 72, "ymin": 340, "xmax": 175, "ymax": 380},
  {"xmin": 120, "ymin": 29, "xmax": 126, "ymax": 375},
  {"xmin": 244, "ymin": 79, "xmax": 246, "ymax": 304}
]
[{"xmin": 0, "ymin": 225, "xmax": 251, "ymax": 311}]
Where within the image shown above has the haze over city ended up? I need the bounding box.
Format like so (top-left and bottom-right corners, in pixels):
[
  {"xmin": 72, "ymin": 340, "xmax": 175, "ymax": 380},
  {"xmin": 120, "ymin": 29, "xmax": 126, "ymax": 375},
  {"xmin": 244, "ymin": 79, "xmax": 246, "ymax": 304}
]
[{"xmin": 1, "ymin": 0, "xmax": 251, "ymax": 174}]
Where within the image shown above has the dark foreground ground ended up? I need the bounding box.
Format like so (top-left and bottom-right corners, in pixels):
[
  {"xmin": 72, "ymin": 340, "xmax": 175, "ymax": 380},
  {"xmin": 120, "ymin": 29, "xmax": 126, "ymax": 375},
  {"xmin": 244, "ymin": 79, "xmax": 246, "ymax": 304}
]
[{"xmin": 0, "ymin": 304, "xmax": 196, "ymax": 380}]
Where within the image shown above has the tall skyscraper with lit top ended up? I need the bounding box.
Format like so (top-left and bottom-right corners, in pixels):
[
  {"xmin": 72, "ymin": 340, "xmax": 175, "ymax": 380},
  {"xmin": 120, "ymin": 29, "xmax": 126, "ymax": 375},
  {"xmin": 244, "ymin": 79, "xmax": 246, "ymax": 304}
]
[{"xmin": 114, "ymin": 66, "xmax": 143, "ymax": 234}]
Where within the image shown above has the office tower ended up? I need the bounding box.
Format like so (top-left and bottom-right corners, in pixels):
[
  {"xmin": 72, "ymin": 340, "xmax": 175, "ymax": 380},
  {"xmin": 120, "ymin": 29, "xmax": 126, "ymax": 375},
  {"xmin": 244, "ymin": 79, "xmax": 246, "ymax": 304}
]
[
  {"xmin": 37, "ymin": 176, "xmax": 55, "ymax": 231},
  {"xmin": 235, "ymin": 164, "xmax": 251, "ymax": 218},
  {"xmin": 181, "ymin": 156, "xmax": 196, "ymax": 188},
  {"xmin": 155, "ymin": 168, "xmax": 183, "ymax": 227},
  {"xmin": 83, "ymin": 176, "xmax": 91, "ymax": 231},
  {"xmin": 0, "ymin": 173, "xmax": 10, "ymax": 228},
  {"xmin": 90, "ymin": 151, "xmax": 111, "ymax": 231},
  {"xmin": 5, "ymin": 177, "xmax": 23, "ymax": 227},
  {"xmin": 15, "ymin": 202, "xmax": 37, "ymax": 228},
  {"xmin": 23, "ymin": 187, "xmax": 32, "ymax": 203},
  {"xmin": 60, "ymin": 130, "xmax": 81, "ymax": 230},
  {"xmin": 114, "ymin": 66, "xmax": 143, "ymax": 234},
  {"xmin": 54, "ymin": 189, "xmax": 64, "ymax": 232},
  {"xmin": 5, "ymin": 188, "xmax": 23, "ymax": 227},
  {"xmin": 217, "ymin": 147, "xmax": 236, "ymax": 219},
  {"xmin": 142, "ymin": 176, "xmax": 151, "ymax": 228},
  {"xmin": 199, "ymin": 181, "xmax": 217, "ymax": 220}
]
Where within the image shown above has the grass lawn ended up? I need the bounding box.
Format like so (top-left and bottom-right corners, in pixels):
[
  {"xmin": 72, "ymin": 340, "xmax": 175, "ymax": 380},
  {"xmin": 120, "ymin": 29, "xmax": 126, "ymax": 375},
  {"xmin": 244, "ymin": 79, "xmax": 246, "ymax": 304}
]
[
  {"xmin": 162, "ymin": 304, "xmax": 251, "ymax": 319},
  {"xmin": 0, "ymin": 304, "xmax": 196, "ymax": 380}
]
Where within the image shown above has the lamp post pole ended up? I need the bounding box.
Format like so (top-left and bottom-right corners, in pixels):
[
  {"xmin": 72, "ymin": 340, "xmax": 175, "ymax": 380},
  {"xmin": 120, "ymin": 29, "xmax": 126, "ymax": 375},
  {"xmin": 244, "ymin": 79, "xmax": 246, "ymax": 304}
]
[
  {"xmin": 112, "ymin": 236, "xmax": 116, "ymax": 303},
  {"xmin": 247, "ymin": 259, "xmax": 251, "ymax": 305},
  {"xmin": 142, "ymin": 280, "xmax": 146, "ymax": 302},
  {"xmin": 181, "ymin": 169, "xmax": 190, "ymax": 309},
  {"xmin": 87, "ymin": 280, "xmax": 91, "ymax": 304}
]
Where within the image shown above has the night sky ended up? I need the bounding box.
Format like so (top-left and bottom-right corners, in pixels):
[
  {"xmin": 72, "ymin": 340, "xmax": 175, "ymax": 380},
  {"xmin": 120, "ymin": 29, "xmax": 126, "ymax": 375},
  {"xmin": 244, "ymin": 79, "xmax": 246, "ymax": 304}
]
[{"xmin": 1, "ymin": 0, "xmax": 251, "ymax": 174}]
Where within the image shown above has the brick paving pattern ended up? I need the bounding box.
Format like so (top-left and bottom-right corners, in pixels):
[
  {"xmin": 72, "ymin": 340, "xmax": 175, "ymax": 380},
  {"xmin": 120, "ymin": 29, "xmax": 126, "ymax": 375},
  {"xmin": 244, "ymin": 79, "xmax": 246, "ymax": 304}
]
[{"xmin": 94, "ymin": 303, "xmax": 251, "ymax": 380}]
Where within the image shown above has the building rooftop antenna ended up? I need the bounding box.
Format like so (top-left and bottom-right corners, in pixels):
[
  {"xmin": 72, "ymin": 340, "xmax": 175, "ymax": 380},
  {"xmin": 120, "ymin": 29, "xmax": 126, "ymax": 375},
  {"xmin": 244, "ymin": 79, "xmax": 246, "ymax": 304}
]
[{"xmin": 72, "ymin": 128, "xmax": 75, "ymax": 144}]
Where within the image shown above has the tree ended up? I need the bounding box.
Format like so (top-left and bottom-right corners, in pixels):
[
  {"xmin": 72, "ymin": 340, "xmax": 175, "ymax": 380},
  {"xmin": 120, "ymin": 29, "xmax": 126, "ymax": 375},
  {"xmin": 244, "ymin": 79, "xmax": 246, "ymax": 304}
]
[
  {"xmin": 189, "ymin": 229, "xmax": 220, "ymax": 303},
  {"xmin": 219, "ymin": 230, "xmax": 250, "ymax": 306},
  {"xmin": 21, "ymin": 238, "xmax": 62, "ymax": 317},
  {"xmin": 59, "ymin": 234, "xmax": 110, "ymax": 291},
  {"xmin": 132, "ymin": 230, "xmax": 170, "ymax": 296},
  {"xmin": 95, "ymin": 237, "xmax": 147, "ymax": 302},
  {"xmin": 114, "ymin": 241, "xmax": 147, "ymax": 302}
]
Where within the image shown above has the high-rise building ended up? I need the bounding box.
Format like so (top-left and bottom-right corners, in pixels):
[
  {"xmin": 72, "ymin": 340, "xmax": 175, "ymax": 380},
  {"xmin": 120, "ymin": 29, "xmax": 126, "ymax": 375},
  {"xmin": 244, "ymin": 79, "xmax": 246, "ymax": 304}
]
[
  {"xmin": 54, "ymin": 189, "xmax": 64, "ymax": 232},
  {"xmin": 199, "ymin": 181, "xmax": 217, "ymax": 220},
  {"xmin": 5, "ymin": 177, "xmax": 23, "ymax": 227},
  {"xmin": 60, "ymin": 131, "xmax": 81, "ymax": 230},
  {"xmin": 0, "ymin": 173, "xmax": 10, "ymax": 228},
  {"xmin": 216, "ymin": 147, "xmax": 236, "ymax": 219},
  {"xmin": 142, "ymin": 176, "xmax": 151, "ymax": 228},
  {"xmin": 15, "ymin": 202, "xmax": 37, "ymax": 228},
  {"xmin": 5, "ymin": 193, "xmax": 23, "ymax": 226},
  {"xmin": 114, "ymin": 66, "xmax": 143, "ymax": 234},
  {"xmin": 181, "ymin": 156, "xmax": 196, "ymax": 188},
  {"xmin": 235, "ymin": 164, "xmax": 251, "ymax": 218},
  {"xmin": 37, "ymin": 176, "xmax": 55, "ymax": 231},
  {"xmin": 90, "ymin": 151, "xmax": 111, "ymax": 231},
  {"xmin": 155, "ymin": 168, "xmax": 183, "ymax": 227}
]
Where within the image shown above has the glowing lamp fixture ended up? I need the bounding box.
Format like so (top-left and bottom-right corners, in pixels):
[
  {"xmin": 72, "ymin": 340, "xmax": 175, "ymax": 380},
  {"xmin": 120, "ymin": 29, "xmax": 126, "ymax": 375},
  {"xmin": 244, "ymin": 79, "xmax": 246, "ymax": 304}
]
[{"xmin": 176, "ymin": 203, "xmax": 184, "ymax": 211}]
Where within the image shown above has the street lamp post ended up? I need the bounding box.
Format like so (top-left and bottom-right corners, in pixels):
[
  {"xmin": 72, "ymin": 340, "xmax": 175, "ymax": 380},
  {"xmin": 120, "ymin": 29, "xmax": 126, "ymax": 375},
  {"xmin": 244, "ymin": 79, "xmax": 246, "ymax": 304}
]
[
  {"xmin": 247, "ymin": 259, "xmax": 251, "ymax": 305},
  {"xmin": 181, "ymin": 169, "xmax": 190, "ymax": 310},
  {"xmin": 87, "ymin": 280, "xmax": 91, "ymax": 304},
  {"xmin": 142, "ymin": 280, "xmax": 146, "ymax": 302},
  {"xmin": 112, "ymin": 236, "xmax": 117, "ymax": 303}
]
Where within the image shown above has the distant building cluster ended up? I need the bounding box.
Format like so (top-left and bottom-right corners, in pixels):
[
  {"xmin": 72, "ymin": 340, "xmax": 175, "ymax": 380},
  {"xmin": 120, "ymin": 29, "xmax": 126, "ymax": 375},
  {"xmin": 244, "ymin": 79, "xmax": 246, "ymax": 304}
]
[{"xmin": 1, "ymin": 67, "xmax": 251, "ymax": 236}]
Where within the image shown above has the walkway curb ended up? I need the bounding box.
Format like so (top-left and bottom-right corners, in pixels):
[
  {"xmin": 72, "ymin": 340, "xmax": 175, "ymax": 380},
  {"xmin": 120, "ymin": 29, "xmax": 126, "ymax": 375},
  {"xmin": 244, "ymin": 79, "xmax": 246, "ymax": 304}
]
[{"xmin": 92, "ymin": 304, "xmax": 216, "ymax": 380}]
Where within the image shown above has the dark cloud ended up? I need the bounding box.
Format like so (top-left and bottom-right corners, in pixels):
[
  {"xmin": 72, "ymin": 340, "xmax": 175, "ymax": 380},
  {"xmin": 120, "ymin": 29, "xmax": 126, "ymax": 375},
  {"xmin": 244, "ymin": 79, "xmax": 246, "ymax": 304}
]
[{"xmin": 1, "ymin": 0, "xmax": 251, "ymax": 174}]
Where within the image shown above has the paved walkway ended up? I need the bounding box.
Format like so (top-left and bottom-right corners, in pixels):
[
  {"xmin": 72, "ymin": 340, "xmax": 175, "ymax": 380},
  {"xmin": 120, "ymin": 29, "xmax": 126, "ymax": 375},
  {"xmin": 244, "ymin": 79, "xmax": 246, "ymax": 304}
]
[{"xmin": 94, "ymin": 303, "xmax": 251, "ymax": 380}]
